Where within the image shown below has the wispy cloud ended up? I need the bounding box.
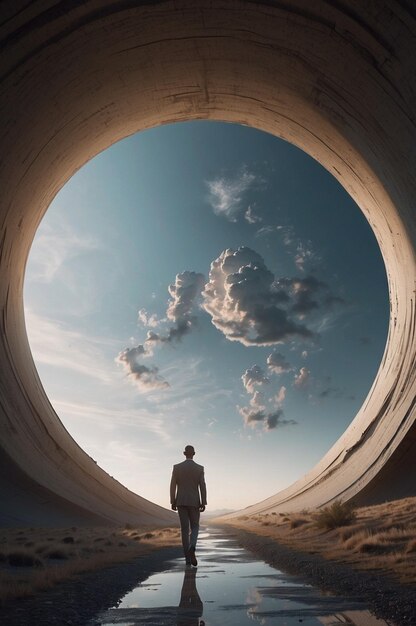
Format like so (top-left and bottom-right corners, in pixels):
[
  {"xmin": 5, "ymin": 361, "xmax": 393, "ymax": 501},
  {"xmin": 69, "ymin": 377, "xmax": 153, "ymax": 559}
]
[
  {"xmin": 52, "ymin": 399, "xmax": 171, "ymax": 442},
  {"xmin": 239, "ymin": 364, "xmax": 293, "ymax": 432},
  {"xmin": 238, "ymin": 404, "xmax": 295, "ymax": 431},
  {"xmin": 274, "ymin": 385, "xmax": 286, "ymax": 406},
  {"xmin": 294, "ymin": 240, "xmax": 316, "ymax": 272},
  {"xmin": 116, "ymin": 346, "xmax": 169, "ymax": 392},
  {"xmin": 138, "ymin": 309, "xmax": 160, "ymax": 328},
  {"xmin": 152, "ymin": 357, "xmax": 227, "ymax": 410},
  {"xmin": 244, "ymin": 205, "xmax": 262, "ymax": 224},
  {"xmin": 206, "ymin": 168, "xmax": 257, "ymax": 221},
  {"xmin": 256, "ymin": 223, "xmax": 319, "ymax": 273},
  {"xmin": 27, "ymin": 221, "xmax": 99, "ymax": 283},
  {"xmin": 267, "ymin": 351, "xmax": 292, "ymax": 374},
  {"xmin": 294, "ymin": 366, "xmax": 311, "ymax": 389},
  {"xmin": 25, "ymin": 309, "xmax": 117, "ymax": 384},
  {"xmin": 255, "ymin": 225, "xmax": 283, "ymax": 237},
  {"xmin": 117, "ymin": 271, "xmax": 205, "ymax": 393},
  {"xmin": 281, "ymin": 227, "xmax": 320, "ymax": 273}
]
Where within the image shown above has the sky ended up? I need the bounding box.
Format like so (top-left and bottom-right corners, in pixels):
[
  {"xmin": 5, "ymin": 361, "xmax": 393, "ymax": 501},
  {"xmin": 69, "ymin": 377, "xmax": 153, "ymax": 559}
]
[{"xmin": 23, "ymin": 121, "xmax": 389, "ymax": 513}]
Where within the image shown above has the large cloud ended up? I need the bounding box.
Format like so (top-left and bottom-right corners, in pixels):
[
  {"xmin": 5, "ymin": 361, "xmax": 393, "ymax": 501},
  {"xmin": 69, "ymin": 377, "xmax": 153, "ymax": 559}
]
[
  {"xmin": 202, "ymin": 247, "xmax": 313, "ymax": 346},
  {"xmin": 241, "ymin": 364, "xmax": 270, "ymax": 393},
  {"xmin": 166, "ymin": 270, "xmax": 206, "ymax": 337},
  {"xmin": 206, "ymin": 169, "xmax": 257, "ymax": 221},
  {"xmin": 116, "ymin": 346, "xmax": 169, "ymax": 392},
  {"xmin": 147, "ymin": 271, "xmax": 205, "ymax": 344}
]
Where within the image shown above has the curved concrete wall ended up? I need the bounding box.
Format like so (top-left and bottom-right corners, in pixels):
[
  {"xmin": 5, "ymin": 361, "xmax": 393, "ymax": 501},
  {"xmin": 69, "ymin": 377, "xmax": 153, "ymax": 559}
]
[{"xmin": 0, "ymin": 1, "xmax": 415, "ymax": 525}]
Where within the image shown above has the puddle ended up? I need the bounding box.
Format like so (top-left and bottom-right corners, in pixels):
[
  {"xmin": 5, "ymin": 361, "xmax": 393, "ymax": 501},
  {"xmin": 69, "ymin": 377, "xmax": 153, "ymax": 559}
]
[{"xmin": 91, "ymin": 527, "xmax": 395, "ymax": 626}]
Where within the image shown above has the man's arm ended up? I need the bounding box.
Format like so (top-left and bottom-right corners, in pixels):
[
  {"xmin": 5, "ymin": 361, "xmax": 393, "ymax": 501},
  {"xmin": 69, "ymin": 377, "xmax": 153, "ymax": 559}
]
[
  {"xmin": 170, "ymin": 466, "xmax": 177, "ymax": 510},
  {"xmin": 199, "ymin": 468, "xmax": 207, "ymax": 510}
]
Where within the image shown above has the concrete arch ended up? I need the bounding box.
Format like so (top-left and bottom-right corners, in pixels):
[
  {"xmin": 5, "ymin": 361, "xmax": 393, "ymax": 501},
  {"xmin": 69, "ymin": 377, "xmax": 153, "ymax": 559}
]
[{"xmin": 0, "ymin": 1, "xmax": 415, "ymax": 525}]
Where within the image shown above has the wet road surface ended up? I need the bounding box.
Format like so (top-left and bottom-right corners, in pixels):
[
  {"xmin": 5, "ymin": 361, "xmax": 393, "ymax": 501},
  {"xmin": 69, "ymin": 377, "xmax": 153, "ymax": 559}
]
[{"xmin": 90, "ymin": 527, "xmax": 395, "ymax": 626}]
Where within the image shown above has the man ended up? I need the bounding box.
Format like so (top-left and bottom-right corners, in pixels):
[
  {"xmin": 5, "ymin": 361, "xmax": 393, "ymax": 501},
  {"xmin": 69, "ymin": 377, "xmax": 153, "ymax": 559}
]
[{"xmin": 170, "ymin": 445, "xmax": 207, "ymax": 566}]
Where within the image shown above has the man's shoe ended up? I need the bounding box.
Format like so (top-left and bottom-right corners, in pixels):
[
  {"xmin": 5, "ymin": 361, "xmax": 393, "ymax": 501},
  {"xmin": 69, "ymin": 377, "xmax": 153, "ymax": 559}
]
[{"xmin": 188, "ymin": 546, "xmax": 197, "ymax": 567}]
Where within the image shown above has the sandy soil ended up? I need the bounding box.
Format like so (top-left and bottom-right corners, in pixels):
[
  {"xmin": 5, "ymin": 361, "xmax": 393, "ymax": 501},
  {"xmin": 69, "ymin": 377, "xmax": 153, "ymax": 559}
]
[
  {"xmin": 0, "ymin": 544, "xmax": 183, "ymax": 626},
  {"xmin": 0, "ymin": 525, "xmax": 181, "ymax": 606},
  {"xmin": 221, "ymin": 496, "xmax": 416, "ymax": 584}
]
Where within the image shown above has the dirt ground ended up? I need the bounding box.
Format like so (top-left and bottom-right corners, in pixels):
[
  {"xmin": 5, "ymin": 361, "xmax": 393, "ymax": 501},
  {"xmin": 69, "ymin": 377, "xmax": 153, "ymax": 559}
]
[{"xmin": 222, "ymin": 496, "xmax": 416, "ymax": 584}]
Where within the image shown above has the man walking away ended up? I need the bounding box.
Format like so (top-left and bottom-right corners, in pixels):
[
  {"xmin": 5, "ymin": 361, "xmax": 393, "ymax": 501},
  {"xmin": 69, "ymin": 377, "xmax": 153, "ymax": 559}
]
[{"xmin": 170, "ymin": 445, "xmax": 207, "ymax": 566}]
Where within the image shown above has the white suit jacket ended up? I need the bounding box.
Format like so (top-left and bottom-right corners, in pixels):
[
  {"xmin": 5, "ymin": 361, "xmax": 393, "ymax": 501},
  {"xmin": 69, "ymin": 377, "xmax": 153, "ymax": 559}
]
[{"xmin": 170, "ymin": 459, "xmax": 207, "ymax": 507}]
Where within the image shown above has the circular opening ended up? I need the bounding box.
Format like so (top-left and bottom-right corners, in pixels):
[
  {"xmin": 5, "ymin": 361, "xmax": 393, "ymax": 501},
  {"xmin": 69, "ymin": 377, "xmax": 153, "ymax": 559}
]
[
  {"xmin": 1, "ymin": 2, "xmax": 415, "ymax": 524},
  {"xmin": 24, "ymin": 121, "xmax": 389, "ymax": 512}
]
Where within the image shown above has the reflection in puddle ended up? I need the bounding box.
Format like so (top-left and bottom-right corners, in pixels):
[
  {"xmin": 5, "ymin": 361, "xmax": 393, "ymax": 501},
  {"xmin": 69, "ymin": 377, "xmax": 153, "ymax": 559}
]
[{"xmin": 91, "ymin": 528, "xmax": 395, "ymax": 626}]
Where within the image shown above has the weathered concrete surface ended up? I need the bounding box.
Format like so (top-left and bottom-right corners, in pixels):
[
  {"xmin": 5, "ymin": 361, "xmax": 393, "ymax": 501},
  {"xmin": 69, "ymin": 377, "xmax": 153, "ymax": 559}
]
[{"xmin": 0, "ymin": 1, "xmax": 415, "ymax": 525}]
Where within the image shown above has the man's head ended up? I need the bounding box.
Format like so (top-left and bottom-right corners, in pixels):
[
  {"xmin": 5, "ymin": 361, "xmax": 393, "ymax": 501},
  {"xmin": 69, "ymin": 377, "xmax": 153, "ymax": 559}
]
[{"xmin": 184, "ymin": 445, "xmax": 195, "ymax": 459}]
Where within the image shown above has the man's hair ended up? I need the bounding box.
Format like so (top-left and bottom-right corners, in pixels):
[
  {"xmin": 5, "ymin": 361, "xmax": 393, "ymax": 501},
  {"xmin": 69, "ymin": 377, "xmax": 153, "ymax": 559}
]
[{"xmin": 184, "ymin": 445, "xmax": 195, "ymax": 455}]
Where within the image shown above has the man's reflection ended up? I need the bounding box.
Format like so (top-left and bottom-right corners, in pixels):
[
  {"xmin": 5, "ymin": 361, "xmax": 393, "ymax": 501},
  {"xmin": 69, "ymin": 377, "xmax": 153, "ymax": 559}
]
[{"xmin": 177, "ymin": 567, "xmax": 204, "ymax": 626}]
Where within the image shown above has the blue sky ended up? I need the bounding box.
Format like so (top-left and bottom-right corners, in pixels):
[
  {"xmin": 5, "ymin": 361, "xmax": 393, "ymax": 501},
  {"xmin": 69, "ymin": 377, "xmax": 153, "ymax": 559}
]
[{"xmin": 24, "ymin": 122, "xmax": 389, "ymax": 512}]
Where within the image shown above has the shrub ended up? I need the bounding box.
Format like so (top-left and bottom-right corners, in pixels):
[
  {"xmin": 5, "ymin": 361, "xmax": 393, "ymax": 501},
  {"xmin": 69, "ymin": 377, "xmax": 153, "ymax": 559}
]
[
  {"xmin": 314, "ymin": 500, "xmax": 357, "ymax": 530},
  {"xmin": 61, "ymin": 536, "xmax": 74, "ymax": 544},
  {"xmin": 290, "ymin": 517, "xmax": 308, "ymax": 529},
  {"xmin": 357, "ymin": 537, "xmax": 391, "ymax": 554},
  {"xmin": 7, "ymin": 551, "xmax": 43, "ymax": 567},
  {"xmin": 338, "ymin": 524, "xmax": 366, "ymax": 542},
  {"xmin": 343, "ymin": 529, "xmax": 373, "ymax": 550},
  {"xmin": 142, "ymin": 533, "xmax": 154, "ymax": 539},
  {"xmin": 44, "ymin": 549, "xmax": 69, "ymax": 560},
  {"xmin": 35, "ymin": 544, "xmax": 51, "ymax": 554}
]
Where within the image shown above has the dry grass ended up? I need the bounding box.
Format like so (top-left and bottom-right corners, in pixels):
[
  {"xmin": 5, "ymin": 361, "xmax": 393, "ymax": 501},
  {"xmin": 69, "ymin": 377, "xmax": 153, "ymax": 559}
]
[
  {"xmin": 0, "ymin": 525, "xmax": 180, "ymax": 606},
  {"xmin": 313, "ymin": 500, "xmax": 357, "ymax": 530},
  {"xmin": 225, "ymin": 496, "xmax": 416, "ymax": 584}
]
